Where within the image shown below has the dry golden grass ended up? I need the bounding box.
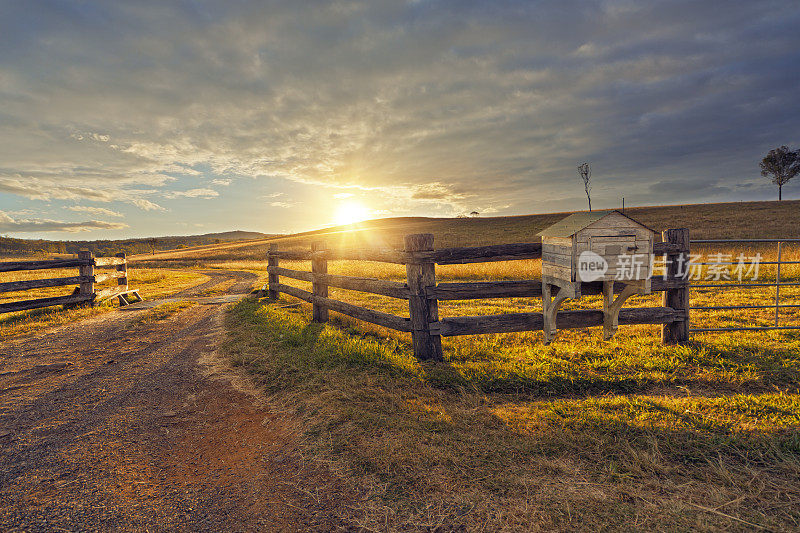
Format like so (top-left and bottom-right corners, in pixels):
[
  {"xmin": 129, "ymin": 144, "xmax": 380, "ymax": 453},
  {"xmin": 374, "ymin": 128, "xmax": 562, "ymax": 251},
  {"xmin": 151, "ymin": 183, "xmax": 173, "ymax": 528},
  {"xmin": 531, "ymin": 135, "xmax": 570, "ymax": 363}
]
[
  {"xmin": 226, "ymin": 298, "xmax": 800, "ymax": 531},
  {"xmin": 126, "ymin": 199, "xmax": 800, "ymax": 265}
]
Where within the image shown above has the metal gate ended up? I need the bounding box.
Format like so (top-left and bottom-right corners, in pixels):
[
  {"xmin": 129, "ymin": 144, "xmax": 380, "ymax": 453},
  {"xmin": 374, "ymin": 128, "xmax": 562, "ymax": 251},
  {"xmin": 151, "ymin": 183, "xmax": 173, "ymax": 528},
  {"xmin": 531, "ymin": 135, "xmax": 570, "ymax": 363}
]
[{"xmin": 688, "ymin": 238, "xmax": 800, "ymax": 333}]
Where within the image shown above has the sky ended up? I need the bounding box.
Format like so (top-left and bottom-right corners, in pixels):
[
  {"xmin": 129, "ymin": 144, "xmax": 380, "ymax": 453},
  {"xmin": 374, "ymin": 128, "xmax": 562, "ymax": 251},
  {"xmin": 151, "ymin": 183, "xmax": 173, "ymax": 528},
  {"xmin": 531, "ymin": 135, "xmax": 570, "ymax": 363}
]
[{"xmin": 1, "ymin": 0, "xmax": 799, "ymax": 240}]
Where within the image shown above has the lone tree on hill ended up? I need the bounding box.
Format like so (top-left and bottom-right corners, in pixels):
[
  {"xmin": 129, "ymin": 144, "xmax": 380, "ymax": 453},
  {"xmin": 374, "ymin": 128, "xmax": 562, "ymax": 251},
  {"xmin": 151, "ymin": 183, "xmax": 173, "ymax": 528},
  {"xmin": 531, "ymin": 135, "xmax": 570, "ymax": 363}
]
[
  {"xmin": 760, "ymin": 145, "xmax": 800, "ymax": 201},
  {"xmin": 578, "ymin": 162, "xmax": 592, "ymax": 211}
]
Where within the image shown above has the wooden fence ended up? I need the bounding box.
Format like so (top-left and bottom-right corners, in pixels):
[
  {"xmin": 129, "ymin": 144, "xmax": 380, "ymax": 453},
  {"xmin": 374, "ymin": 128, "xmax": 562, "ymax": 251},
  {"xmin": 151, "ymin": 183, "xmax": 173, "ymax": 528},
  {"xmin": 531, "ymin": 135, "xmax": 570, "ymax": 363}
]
[
  {"xmin": 0, "ymin": 251, "xmax": 141, "ymax": 315},
  {"xmin": 264, "ymin": 229, "xmax": 690, "ymax": 361}
]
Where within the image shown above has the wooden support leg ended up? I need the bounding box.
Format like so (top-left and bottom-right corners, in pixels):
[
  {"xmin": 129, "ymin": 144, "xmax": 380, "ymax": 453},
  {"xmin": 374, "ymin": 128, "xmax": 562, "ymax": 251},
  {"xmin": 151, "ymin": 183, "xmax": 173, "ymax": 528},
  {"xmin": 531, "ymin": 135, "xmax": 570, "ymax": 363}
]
[
  {"xmin": 542, "ymin": 283, "xmax": 572, "ymax": 345},
  {"xmin": 602, "ymin": 281, "xmax": 646, "ymax": 340}
]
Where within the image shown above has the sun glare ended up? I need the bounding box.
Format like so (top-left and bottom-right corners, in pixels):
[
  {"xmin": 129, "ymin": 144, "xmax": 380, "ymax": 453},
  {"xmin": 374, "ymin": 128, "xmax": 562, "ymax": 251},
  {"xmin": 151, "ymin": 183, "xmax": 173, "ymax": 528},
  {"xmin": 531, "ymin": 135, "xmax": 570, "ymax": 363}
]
[{"xmin": 334, "ymin": 201, "xmax": 371, "ymax": 226}]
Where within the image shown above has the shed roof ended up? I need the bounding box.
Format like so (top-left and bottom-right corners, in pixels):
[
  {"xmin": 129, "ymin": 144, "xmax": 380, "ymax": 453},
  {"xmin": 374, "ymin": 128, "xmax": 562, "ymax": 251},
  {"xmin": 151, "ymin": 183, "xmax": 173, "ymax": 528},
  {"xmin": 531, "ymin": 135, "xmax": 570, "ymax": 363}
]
[{"xmin": 537, "ymin": 210, "xmax": 653, "ymax": 238}]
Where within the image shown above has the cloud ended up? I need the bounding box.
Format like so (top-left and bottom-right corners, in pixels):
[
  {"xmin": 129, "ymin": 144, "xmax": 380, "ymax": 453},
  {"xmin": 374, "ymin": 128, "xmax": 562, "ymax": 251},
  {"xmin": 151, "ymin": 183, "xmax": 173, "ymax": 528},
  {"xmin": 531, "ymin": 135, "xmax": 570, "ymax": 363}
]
[
  {"xmin": 129, "ymin": 198, "xmax": 166, "ymax": 211},
  {"xmin": 333, "ymin": 193, "xmax": 354, "ymax": 200},
  {"xmin": 0, "ymin": 0, "xmax": 798, "ymax": 224},
  {"xmin": 0, "ymin": 211, "xmax": 127, "ymax": 233},
  {"xmin": 211, "ymin": 178, "xmax": 231, "ymax": 186},
  {"xmin": 66, "ymin": 205, "xmax": 124, "ymax": 218},
  {"xmin": 270, "ymin": 201, "xmax": 295, "ymax": 208},
  {"xmin": 163, "ymin": 188, "xmax": 219, "ymax": 199}
]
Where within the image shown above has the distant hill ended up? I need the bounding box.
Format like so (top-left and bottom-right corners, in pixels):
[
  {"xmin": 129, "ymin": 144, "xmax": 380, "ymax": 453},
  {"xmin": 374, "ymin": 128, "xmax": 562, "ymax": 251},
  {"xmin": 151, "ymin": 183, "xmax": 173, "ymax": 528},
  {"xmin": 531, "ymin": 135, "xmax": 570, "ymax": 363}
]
[
  {"xmin": 199, "ymin": 230, "xmax": 274, "ymax": 241},
  {"xmin": 0, "ymin": 230, "xmax": 279, "ymax": 258},
  {"xmin": 137, "ymin": 199, "xmax": 800, "ymax": 264}
]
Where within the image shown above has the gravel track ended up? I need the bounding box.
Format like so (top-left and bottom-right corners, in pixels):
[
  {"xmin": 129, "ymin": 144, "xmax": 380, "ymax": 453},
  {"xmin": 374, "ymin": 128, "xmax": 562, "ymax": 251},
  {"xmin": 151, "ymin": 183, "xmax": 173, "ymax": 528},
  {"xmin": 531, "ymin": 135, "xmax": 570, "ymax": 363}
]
[{"xmin": 0, "ymin": 271, "xmax": 350, "ymax": 532}]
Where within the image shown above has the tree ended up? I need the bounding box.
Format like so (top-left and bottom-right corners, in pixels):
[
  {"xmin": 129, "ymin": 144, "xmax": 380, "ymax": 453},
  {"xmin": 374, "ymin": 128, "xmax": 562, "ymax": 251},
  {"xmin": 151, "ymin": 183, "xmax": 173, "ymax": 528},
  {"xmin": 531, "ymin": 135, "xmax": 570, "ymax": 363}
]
[
  {"xmin": 760, "ymin": 146, "xmax": 800, "ymax": 201},
  {"xmin": 148, "ymin": 237, "xmax": 158, "ymax": 255},
  {"xmin": 578, "ymin": 162, "xmax": 592, "ymax": 211},
  {"xmin": 469, "ymin": 211, "xmax": 480, "ymax": 217}
]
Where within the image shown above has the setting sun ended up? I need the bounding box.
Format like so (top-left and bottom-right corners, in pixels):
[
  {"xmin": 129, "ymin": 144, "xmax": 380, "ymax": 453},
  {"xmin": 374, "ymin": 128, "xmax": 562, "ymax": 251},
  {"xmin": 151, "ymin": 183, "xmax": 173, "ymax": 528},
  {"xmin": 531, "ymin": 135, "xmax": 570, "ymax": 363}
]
[{"xmin": 334, "ymin": 201, "xmax": 371, "ymax": 226}]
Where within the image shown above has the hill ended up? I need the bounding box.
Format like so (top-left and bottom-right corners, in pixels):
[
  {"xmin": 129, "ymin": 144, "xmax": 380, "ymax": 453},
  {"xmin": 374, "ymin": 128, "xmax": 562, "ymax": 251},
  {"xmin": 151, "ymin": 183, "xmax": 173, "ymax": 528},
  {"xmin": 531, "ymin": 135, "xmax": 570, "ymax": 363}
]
[
  {"xmin": 135, "ymin": 199, "xmax": 800, "ymax": 263},
  {"xmin": 0, "ymin": 230, "xmax": 278, "ymax": 257}
]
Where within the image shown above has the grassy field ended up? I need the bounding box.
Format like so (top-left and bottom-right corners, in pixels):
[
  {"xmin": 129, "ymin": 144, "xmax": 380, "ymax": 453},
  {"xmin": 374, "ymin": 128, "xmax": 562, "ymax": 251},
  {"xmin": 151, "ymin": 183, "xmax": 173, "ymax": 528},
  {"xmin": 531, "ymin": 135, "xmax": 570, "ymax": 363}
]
[
  {"xmin": 135, "ymin": 199, "xmax": 800, "ymax": 265},
  {"xmin": 226, "ymin": 298, "xmax": 800, "ymax": 531}
]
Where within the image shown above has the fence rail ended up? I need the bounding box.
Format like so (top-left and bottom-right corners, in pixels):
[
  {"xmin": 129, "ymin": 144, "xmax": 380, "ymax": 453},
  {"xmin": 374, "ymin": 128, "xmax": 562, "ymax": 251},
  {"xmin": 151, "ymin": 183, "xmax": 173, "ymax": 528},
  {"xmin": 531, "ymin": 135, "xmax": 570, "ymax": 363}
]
[
  {"xmin": 264, "ymin": 230, "xmax": 691, "ymax": 361},
  {"xmin": 0, "ymin": 251, "xmax": 141, "ymax": 315}
]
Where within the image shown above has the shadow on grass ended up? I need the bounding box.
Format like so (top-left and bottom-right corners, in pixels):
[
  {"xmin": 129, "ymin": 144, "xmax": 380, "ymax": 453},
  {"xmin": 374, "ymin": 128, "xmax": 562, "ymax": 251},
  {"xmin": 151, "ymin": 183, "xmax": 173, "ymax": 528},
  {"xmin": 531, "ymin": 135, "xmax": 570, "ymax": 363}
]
[{"xmin": 231, "ymin": 297, "xmax": 800, "ymax": 400}]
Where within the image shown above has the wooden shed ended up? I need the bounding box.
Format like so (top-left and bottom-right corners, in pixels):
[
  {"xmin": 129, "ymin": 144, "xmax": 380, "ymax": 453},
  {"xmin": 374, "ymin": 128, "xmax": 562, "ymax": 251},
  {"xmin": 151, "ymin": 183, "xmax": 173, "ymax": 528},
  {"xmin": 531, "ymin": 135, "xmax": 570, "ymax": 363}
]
[
  {"xmin": 537, "ymin": 210, "xmax": 656, "ymax": 343},
  {"xmin": 539, "ymin": 210, "xmax": 654, "ymax": 284}
]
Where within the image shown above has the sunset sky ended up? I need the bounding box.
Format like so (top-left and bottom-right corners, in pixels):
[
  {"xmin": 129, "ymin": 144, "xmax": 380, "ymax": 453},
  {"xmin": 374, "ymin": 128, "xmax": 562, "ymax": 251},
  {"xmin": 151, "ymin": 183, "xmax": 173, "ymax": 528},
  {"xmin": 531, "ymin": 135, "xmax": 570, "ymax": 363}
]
[{"xmin": 1, "ymin": 1, "xmax": 799, "ymax": 239}]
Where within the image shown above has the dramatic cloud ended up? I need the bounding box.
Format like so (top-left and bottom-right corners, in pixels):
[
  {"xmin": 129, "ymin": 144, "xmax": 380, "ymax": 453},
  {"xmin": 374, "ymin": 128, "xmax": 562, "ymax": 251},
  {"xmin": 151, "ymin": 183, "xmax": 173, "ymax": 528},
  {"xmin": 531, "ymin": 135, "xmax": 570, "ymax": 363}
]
[
  {"xmin": 0, "ymin": 211, "xmax": 128, "ymax": 233},
  {"xmin": 1, "ymin": 0, "xmax": 798, "ymax": 236}
]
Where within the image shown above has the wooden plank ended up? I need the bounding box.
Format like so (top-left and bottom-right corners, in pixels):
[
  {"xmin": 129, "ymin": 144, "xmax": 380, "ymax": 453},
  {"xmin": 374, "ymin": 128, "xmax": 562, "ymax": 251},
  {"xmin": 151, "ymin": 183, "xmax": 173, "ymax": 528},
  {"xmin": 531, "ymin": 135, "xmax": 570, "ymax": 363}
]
[
  {"xmin": 269, "ymin": 266, "xmax": 313, "ymax": 282},
  {"xmin": 0, "ymin": 276, "xmax": 83, "ymax": 294},
  {"xmin": 318, "ymin": 273, "xmax": 409, "ymax": 299},
  {"xmin": 436, "ymin": 307, "xmax": 685, "ymax": 336},
  {"xmin": 272, "ymin": 250, "xmax": 312, "ymax": 260},
  {"xmin": 428, "ymin": 280, "xmax": 543, "ymax": 300},
  {"xmin": 542, "ymin": 263, "xmax": 573, "ymax": 281},
  {"xmin": 542, "ymin": 251, "xmax": 572, "ymax": 267},
  {"xmin": 0, "ymin": 259, "xmax": 89, "ymax": 273},
  {"xmin": 275, "ymin": 242, "xmax": 682, "ymax": 266},
  {"xmin": 428, "ymin": 277, "xmax": 681, "ymax": 300},
  {"xmin": 542, "ymin": 243, "xmax": 572, "ymax": 254},
  {"xmin": 324, "ymin": 248, "xmax": 409, "ymax": 264},
  {"xmin": 0, "ymin": 293, "xmax": 93, "ymax": 314},
  {"xmin": 268, "ymin": 266, "xmax": 410, "ymax": 299},
  {"xmin": 427, "ymin": 243, "xmax": 542, "ymax": 264},
  {"xmin": 93, "ymin": 256, "xmax": 126, "ymax": 267},
  {"xmin": 93, "ymin": 271, "xmax": 126, "ymax": 284},
  {"xmin": 275, "ymin": 283, "xmax": 411, "ymax": 332},
  {"xmin": 94, "ymin": 287, "xmax": 125, "ymax": 302}
]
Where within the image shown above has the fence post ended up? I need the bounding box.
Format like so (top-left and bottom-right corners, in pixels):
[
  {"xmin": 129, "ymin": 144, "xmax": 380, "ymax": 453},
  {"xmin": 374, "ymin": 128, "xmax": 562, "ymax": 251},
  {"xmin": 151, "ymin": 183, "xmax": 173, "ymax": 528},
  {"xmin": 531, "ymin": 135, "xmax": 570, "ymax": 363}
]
[
  {"xmin": 311, "ymin": 241, "xmax": 329, "ymax": 323},
  {"xmin": 116, "ymin": 253, "xmax": 128, "ymax": 291},
  {"xmin": 405, "ymin": 234, "xmax": 443, "ymax": 361},
  {"xmin": 662, "ymin": 228, "xmax": 690, "ymax": 345},
  {"xmin": 267, "ymin": 243, "xmax": 279, "ymax": 299},
  {"xmin": 78, "ymin": 249, "xmax": 95, "ymax": 306}
]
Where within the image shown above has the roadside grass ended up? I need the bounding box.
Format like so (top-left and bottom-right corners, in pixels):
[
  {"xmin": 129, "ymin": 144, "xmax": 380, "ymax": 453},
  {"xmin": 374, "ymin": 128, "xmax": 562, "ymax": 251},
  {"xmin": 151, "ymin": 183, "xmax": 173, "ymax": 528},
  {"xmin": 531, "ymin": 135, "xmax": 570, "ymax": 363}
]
[
  {"xmin": 225, "ymin": 297, "xmax": 800, "ymax": 531},
  {"xmin": 0, "ymin": 269, "xmax": 209, "ymax": 339}
]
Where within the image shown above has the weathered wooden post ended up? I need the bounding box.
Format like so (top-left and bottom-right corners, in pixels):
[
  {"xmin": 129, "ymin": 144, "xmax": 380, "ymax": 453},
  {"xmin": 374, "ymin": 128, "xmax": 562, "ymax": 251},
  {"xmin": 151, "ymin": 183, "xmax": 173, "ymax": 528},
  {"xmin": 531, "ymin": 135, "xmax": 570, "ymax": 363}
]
[
  {"xmin": 662, "ymin": 228, "xmax": 690, "ymax": 345},
  {"xmin": 267, "ymin": 243, "xmax": 279, "ymax": 299},
  {"xmin": 115, "ymin": 252, "xmax": 128, "ymax": 305},
  {"xmin": 116, "ymin": 253, "xmax": 128, "ymax": 290},
  {"xmin": 404, "ymin": 234, "xmax": 443, "ymax": 361},
  {"xmin": 77, "ymin": 249, "xmax": 95, "ymax": 306},
  {"xmin": 311, "ymin": 241, "xmax": 329, "ymax": 323}
]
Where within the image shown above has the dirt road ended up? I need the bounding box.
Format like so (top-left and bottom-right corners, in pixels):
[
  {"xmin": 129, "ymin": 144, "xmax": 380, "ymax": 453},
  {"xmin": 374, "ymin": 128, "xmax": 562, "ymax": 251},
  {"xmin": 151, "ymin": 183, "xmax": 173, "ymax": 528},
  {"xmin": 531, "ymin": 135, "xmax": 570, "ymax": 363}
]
[{"xmin": 0, "ymin": 271, "xmax": 349, "ymax": 532}]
